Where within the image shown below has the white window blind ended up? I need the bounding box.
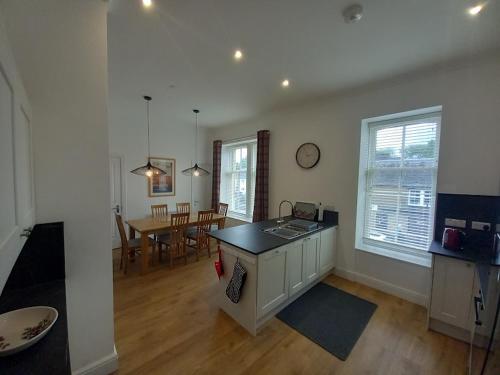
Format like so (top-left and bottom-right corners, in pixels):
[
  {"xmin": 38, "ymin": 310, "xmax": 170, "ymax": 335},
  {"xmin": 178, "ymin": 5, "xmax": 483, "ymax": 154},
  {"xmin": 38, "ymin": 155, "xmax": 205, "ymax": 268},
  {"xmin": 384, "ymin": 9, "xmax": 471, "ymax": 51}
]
[
  {"xmin": 220, "ymin": 139, "xmax": 257, "ymax": 221},
  {"xmin": 356, "ymin": 107, "xmax": 441, "ymax": 264}
]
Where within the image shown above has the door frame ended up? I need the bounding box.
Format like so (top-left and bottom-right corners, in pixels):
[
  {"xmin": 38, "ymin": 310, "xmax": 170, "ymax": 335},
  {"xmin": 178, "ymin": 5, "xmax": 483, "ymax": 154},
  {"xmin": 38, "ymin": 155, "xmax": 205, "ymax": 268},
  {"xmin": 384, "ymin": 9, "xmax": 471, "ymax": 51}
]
[{"xmin": 110, "ymin": 153, "xmax": 126, "ymax": 249}]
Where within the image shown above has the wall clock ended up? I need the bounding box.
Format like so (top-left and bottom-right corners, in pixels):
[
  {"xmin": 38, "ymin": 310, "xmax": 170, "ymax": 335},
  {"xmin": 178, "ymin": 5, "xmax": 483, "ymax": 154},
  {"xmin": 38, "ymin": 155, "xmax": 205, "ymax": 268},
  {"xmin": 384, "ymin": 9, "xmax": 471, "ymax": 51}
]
[{"xmin": 296, "ymin": 143, "xmax": 320, "ymax": 169}]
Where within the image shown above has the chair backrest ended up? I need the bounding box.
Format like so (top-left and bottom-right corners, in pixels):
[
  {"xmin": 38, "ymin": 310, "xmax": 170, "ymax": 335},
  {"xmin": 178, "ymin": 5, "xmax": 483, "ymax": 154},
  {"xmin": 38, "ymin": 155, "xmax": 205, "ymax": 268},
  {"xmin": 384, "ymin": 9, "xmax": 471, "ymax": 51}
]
[
  {"xmin": 170, "ymin": 212, "xmax": 190, "ymax": 244},
  {"xmin": 218, "ymin": 203, "xmax": 229, "ymax": 216},
  {"xmin": 216, "ymin": 203, "xmax": 229, "ymax": 230},
  {"xmin": 197, "ymin": 209, "xmax": 214, "ymax": 235},
  {"xmin": 151, "ymin": 204, "xmax": 168, "ymax": 218},
  {"xmin": 176, "ymin": 202, "xmax": 190, "ymax": 213},
  {"xmin": 115, "ymin": 214, "xmax": 129, "ymax": 249}
]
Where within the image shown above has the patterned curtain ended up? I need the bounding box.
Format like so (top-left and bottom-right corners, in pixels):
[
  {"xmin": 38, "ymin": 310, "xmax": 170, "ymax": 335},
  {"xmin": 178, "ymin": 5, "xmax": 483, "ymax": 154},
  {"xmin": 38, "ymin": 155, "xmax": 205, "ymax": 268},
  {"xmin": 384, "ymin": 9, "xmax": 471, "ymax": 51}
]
[
  {"xmin": 252, "ymin": 130, "xmax": 270, "ymax": 222},
  {"xmin": 211, "ymin": 140, "xmax": 222, "ymax": 210}
]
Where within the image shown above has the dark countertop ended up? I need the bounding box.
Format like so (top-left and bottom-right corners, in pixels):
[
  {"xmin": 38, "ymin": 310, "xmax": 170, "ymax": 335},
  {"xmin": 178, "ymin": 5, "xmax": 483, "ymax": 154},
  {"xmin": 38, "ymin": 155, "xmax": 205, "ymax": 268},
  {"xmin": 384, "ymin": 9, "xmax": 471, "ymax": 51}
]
[
  {"xmin": 208, "ymin": 217, "xmax": 337, "ymax": 255},
  {"xmin": 0, "ymin": 280, "xmax": 70, "ymax": 374},
  {"xmin": 428, "ymin": 240, "xmax": 499, "ymax": 266}
]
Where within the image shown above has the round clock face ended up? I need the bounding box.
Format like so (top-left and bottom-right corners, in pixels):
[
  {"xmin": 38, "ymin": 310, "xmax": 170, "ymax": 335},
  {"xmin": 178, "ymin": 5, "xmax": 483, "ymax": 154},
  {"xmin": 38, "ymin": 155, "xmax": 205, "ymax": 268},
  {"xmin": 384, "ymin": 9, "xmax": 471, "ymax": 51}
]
[{"xmin": 296, "ymin": 143, "xmax": 320, "ymax": 169}]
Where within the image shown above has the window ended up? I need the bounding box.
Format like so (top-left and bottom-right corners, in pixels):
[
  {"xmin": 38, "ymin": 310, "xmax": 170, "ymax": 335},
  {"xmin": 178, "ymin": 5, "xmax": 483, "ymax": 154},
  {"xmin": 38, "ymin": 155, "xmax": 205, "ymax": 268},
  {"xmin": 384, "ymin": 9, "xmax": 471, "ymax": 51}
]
[
  {"xmin": 408, "ymin": 189, "xmax": 431, "ymax": 207},
  {"xmin": 355, "ymin": 107, "xmax": 441, "ymax": 267},
  {"xmin": 220, "ymin": 139, "xmax": 257, "ymax": 222}
]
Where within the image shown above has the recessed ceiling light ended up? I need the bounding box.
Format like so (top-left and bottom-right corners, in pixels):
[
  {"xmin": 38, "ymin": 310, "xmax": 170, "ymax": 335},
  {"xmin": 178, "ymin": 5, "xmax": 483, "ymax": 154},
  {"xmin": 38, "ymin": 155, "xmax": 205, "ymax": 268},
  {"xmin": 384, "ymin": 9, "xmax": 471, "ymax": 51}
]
[
  {"xmin": 342, "ymin": 4, "xmax": 363, "ymax": 23},
  {"xmin": 468, "ymin": 4, "xmax": 483, "ymax": 15},
  {"xmin": 142, "ymin": 0, "xmax": 153, "ymax": 8},
  {"xmin": 234, "ymin": 50, "xmax": 243, "ymax": 61},
  {"xmin": 281, "ymin": 79, "xmax": 290, "ymax": 88}
]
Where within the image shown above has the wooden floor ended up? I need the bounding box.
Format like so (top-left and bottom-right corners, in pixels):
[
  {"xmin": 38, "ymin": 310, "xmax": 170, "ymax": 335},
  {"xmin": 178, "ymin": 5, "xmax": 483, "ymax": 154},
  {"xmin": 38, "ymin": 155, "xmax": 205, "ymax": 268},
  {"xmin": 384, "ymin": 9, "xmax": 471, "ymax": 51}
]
[{"xmin": 113, "ymin": 248, "xmax": 469, "ymax": 375}]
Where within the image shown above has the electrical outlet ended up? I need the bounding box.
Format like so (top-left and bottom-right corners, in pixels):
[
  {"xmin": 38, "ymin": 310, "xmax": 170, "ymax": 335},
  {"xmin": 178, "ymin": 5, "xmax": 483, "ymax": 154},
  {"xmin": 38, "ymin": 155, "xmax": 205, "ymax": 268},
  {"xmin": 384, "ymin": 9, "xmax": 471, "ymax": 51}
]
[
  {"xmin": 471, "ymin": 221, "xmax": 491, "ymax": 231},
  {"xmin": 445, "ymin": 218, "xmax": 466, "ymax": 228}
]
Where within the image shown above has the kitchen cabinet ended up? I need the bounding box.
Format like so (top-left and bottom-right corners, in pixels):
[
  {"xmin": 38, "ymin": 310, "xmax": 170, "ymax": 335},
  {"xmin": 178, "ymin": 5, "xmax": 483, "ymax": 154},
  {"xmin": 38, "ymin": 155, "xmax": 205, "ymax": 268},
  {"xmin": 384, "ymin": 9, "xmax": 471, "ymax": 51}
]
[
  {"xmin": 430, "ymin": 255, "xmax": 475, "ymax": 330},
  {"xmin": 287, "ymin": 240, "xmax": 306, "ymax": 297},
  {"xmin": 304, "ymin": 233, "xmax": 320, "ymax": 283},
  {"xmin": 469, "ymin": 267, "xmax": 500, "ymax": 375},
  {"xmin": 319, "ymin": 227, "xmax": 337, "ymax": 276},
  {"xmin": 221, "ymin": 225, "xmax": 338, "ymax": 335},
  {"xmin": 257, "ymin": 246, "xmax": 289, "ymax": 318}
]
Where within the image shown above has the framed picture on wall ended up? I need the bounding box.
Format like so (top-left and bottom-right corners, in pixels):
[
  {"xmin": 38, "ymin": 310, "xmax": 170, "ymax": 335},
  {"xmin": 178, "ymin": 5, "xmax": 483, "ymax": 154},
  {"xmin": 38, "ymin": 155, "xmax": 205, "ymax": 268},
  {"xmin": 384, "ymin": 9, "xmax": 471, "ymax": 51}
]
[{"xmin": 148, "ymin": 157, "xmax": 175, "ymax": 197}]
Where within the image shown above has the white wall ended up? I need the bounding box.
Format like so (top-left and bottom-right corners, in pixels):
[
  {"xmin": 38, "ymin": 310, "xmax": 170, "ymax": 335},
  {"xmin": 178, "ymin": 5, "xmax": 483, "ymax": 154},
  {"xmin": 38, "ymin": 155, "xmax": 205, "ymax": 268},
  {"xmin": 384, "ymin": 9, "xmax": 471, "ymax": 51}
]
[
  {"xmin": 108, "ymin": 95, "xmax": 212, "ymax": 219},
  {"xmin": 1, "ymin": 1, "xmax": 117, "ymax": 373},
  {"xmin": 210, "ymin": 54, "xmax": 500, "ymax": 305}
]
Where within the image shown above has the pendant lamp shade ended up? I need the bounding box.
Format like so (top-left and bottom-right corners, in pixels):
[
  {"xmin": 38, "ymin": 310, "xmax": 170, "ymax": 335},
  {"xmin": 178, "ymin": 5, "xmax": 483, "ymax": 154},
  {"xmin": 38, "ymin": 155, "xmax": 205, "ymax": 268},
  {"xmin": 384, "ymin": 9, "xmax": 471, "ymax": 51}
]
[
  {"xmin": 130, "ymin": 96, "xmax": 167, "ymax": 177},
  {"xmin": 182, "ymin": 109, "xmax": 210, "ymax": 176}
]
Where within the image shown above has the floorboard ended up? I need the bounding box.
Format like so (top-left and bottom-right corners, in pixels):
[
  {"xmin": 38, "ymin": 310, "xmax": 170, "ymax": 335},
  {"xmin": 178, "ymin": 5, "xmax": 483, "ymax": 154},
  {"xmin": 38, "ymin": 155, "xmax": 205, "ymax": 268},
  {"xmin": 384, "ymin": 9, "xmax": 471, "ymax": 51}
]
[{"xmin": 113, "ymin": 248, "xmax": 468, "ymax": 375}]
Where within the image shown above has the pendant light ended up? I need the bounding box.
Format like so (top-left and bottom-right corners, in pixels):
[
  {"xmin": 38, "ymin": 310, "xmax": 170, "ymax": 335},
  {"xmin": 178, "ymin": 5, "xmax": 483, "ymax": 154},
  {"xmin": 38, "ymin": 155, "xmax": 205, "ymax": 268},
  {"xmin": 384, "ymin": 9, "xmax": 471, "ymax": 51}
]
[
  {"xmin": 130, "ymin": 96, "xmax": 167, "ymax": 177},
  {"xmin": 182, "ymin": 109, "xmax": 210, "ymax": 176}
]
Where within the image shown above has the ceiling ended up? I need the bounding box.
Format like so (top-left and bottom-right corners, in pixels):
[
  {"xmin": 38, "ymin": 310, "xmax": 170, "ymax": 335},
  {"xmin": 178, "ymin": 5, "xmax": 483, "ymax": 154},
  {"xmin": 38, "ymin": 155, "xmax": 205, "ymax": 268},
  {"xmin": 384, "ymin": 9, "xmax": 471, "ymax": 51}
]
[{"xmin": 108, "ymin": 0, "xmax": 500, "ymax": 127}]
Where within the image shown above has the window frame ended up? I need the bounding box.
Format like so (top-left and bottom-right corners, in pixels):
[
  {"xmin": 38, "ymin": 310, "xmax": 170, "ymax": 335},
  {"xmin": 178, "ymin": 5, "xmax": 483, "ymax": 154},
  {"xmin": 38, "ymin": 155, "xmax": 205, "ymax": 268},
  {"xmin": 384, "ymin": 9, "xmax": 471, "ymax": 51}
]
[
  {"xmin": 220, "ymin": 138, "xmax": 257, "ymax": 222},
  {"xmin": 355, "ymin": 106, "xmax": 442, "ymax": 268}
]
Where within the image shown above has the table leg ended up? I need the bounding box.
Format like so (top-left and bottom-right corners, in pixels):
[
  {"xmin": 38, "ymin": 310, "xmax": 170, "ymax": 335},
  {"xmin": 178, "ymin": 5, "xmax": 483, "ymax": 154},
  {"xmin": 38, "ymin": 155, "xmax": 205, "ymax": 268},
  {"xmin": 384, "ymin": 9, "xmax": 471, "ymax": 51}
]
[
  {"xmin": 216, "ymin": 218, "xmax": 224, "ymax": 252},
  {"xmin": 129, "ymin": 226, "xmax": 136, "ymax": 262},
  {"xmin": 141, "ymin": 231, "xmax": 149, "ymax": 275}
]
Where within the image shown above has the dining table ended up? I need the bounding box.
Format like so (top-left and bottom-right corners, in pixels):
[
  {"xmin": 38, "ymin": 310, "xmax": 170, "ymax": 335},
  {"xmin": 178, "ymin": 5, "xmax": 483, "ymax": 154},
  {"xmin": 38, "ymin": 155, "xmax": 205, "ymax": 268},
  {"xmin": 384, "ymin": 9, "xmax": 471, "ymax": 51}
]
[{"xmin": 126, "ymin": 212, "xmax": 225, "ymax": 274}]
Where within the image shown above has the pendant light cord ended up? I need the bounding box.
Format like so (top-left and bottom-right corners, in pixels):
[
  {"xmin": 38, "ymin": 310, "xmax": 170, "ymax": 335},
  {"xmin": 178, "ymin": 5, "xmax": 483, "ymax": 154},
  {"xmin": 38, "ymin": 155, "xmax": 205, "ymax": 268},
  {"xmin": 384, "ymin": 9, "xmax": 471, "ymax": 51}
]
[
  {"xmin": 195, "ymin": 111, "xmax": 198, "ymax": 163},
  {"xmin": 147, "ymin": 99, "xmax": 151, "ymax": 158}
]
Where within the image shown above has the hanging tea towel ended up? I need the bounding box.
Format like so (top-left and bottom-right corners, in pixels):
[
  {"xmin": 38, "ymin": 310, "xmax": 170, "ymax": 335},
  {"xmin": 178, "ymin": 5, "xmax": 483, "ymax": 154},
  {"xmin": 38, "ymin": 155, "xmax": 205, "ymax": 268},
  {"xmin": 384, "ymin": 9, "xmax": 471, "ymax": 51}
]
[{"xmin": 226, "ymin": 259, "xmax": 247, "ymax": 304}]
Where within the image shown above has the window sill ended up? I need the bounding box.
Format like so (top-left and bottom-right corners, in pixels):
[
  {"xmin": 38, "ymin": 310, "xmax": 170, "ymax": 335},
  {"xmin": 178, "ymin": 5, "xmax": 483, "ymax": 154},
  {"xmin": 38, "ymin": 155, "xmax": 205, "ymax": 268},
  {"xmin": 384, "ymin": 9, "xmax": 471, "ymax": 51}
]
[
  {"xmin": 227, "ymin": 213, "xmax": 252, "ymax": 223},
  {"xmin": 356, "ymin": 242, "xmax": 432, "ymax": 268}
]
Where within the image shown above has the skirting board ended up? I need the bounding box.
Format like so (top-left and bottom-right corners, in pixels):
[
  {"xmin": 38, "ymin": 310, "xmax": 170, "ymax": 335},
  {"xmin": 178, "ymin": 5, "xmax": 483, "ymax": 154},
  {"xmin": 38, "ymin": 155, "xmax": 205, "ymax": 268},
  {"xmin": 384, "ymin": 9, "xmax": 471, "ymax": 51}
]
[
  {"xmin": 72, "ymin": 345, "xmax": 118, "ymax": 375},
  {"xmin": 334, "ymin": 267, "xmax": 428, "ymax": 306}
]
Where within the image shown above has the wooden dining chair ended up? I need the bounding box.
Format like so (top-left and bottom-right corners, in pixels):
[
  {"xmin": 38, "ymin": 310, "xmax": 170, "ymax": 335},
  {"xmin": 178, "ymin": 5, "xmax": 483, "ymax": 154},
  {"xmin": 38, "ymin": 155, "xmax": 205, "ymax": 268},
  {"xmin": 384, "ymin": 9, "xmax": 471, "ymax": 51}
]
[
  {"xmin": 186, "ymin": 209, "xmax": 214, "ymax": 260},
  {"xmin": 157, "ymin": 213, "xmax": 190, "ymax": 268},
  {"xmin": 176, "ymin": 202, "xmax": 190, "ymax": 214},
  {"xmin": 211, "ymin": 202, "xmax": 229, "ymax": 231},
  {"xmin": 151, "ymin": 204, "xmax": 168, "ymax": 218},
  {"xmin": 115, "ymin": 214, "xmax": 154, "ymax": 274},
  {"xmin": 150, "ymin": 204, "xmax": 168, "ymax": 248}
]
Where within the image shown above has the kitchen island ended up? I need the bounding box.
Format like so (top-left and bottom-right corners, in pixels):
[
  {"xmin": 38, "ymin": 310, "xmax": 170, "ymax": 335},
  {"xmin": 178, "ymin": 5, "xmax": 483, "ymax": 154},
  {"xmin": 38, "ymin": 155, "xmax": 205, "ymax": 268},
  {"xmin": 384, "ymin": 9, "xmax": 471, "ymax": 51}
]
[{"xmin": 208, "ymin": 217, "xmax": 337, "ymax": 335}]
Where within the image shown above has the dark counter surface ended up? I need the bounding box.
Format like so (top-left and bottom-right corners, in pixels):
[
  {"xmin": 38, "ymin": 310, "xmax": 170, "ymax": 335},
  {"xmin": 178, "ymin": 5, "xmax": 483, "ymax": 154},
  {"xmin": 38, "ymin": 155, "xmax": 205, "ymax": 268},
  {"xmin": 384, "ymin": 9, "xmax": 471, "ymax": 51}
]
[
  {"xmin": 208, "ymin": 217, "xmax": 337, "ymax": 255},
  {"xmin": 0, "ymin": 222, "xmax": 70, "ymax": 374},
  {"xmin": 428, "ymin": 240, "xmax": 499, "ymax": 266},
  {"xmin": 0, "ymin": 280, "xmax": 70, "ymax": 374}
]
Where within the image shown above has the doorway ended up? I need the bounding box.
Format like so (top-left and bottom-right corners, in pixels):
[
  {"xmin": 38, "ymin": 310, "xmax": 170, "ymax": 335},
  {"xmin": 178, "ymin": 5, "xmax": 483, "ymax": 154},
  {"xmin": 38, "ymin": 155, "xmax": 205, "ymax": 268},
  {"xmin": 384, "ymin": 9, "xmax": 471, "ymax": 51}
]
[{"xmin": 110, "ymin": 155, "xmax": 125, "ymax": 249}]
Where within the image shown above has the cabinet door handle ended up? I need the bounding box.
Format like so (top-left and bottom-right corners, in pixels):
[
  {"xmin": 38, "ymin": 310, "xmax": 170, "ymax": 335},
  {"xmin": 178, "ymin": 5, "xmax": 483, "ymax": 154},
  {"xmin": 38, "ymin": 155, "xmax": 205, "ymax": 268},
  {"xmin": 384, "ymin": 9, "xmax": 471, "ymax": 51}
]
[{"xmin": 474, "ymin": 296, "xmax": 482, "ymax": 326}]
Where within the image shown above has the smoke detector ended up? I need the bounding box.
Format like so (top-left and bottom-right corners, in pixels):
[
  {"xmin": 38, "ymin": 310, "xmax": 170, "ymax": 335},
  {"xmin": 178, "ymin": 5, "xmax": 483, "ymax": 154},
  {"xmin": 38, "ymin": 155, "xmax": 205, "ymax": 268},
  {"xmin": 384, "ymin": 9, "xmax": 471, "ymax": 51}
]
[{"xmin": 342, "ymin": 4, "xmax": 363, "ymax": 23}]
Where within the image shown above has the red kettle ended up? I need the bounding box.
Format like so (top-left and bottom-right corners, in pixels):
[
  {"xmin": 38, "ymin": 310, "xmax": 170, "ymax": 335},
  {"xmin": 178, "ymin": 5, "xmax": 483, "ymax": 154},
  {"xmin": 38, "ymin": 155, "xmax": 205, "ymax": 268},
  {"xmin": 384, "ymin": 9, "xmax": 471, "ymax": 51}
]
[{"xmin": 442, "ymin": 228, "xmax": 463, "ymax": 250}]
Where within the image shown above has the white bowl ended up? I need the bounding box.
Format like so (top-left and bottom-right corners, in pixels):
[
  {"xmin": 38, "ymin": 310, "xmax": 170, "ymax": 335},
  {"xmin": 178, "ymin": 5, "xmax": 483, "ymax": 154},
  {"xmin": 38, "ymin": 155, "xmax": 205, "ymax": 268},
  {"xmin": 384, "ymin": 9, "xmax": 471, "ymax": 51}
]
[{"xmin": 0, "ymin": 306, "xmax": 58, "ymax": 357}]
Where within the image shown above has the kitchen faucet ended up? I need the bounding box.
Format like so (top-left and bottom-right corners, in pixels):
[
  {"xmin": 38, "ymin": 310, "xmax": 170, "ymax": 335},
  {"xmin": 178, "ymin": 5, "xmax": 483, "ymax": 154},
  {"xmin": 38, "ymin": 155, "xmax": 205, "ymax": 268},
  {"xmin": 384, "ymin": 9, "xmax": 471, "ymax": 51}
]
[{"xmin": 277, "ymin": 200, "xmax": 294, "ymax": 226}]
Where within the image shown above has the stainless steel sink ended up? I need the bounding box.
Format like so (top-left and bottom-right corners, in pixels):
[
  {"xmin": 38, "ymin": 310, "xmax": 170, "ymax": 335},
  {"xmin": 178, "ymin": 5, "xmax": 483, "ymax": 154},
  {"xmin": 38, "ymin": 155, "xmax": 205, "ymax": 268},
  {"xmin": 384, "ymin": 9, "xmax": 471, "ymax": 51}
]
[{"xmin": 262, "ymin": 223, "xmax": 309, "ymax": 239}]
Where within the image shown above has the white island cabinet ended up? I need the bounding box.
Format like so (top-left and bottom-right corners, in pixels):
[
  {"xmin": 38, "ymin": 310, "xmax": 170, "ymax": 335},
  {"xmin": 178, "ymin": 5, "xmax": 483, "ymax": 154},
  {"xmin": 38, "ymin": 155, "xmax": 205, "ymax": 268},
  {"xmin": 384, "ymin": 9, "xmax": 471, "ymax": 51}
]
[
  {"xmin": 217, "ymin": 226, "xmax": 337, "ymax": 335},
  {"xmin": 319, "ymin": 225, "xmax": 336, "ymax": 275},
  {"xmin": 257, "ymin": 246, "xmax": 289, "ymax": 318},
  {"xmin": 304, "ymin": 233, "xmax": 321, "ymax": 283},
  {"xmin": 287, "ymin": 239, "xmax": 306, "ymax": 297}
]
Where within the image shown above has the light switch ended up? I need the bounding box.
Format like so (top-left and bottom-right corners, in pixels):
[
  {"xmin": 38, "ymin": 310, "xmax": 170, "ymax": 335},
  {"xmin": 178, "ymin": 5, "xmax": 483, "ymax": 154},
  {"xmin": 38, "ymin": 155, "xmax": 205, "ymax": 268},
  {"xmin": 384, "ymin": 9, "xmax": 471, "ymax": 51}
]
[
  {"xmin": 444, "ymin": 218, "xmax": 466, "ymax": 228},
  {"xmin": 471, "ymin": 221, "xmax": 491, "ymax": 231}
]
